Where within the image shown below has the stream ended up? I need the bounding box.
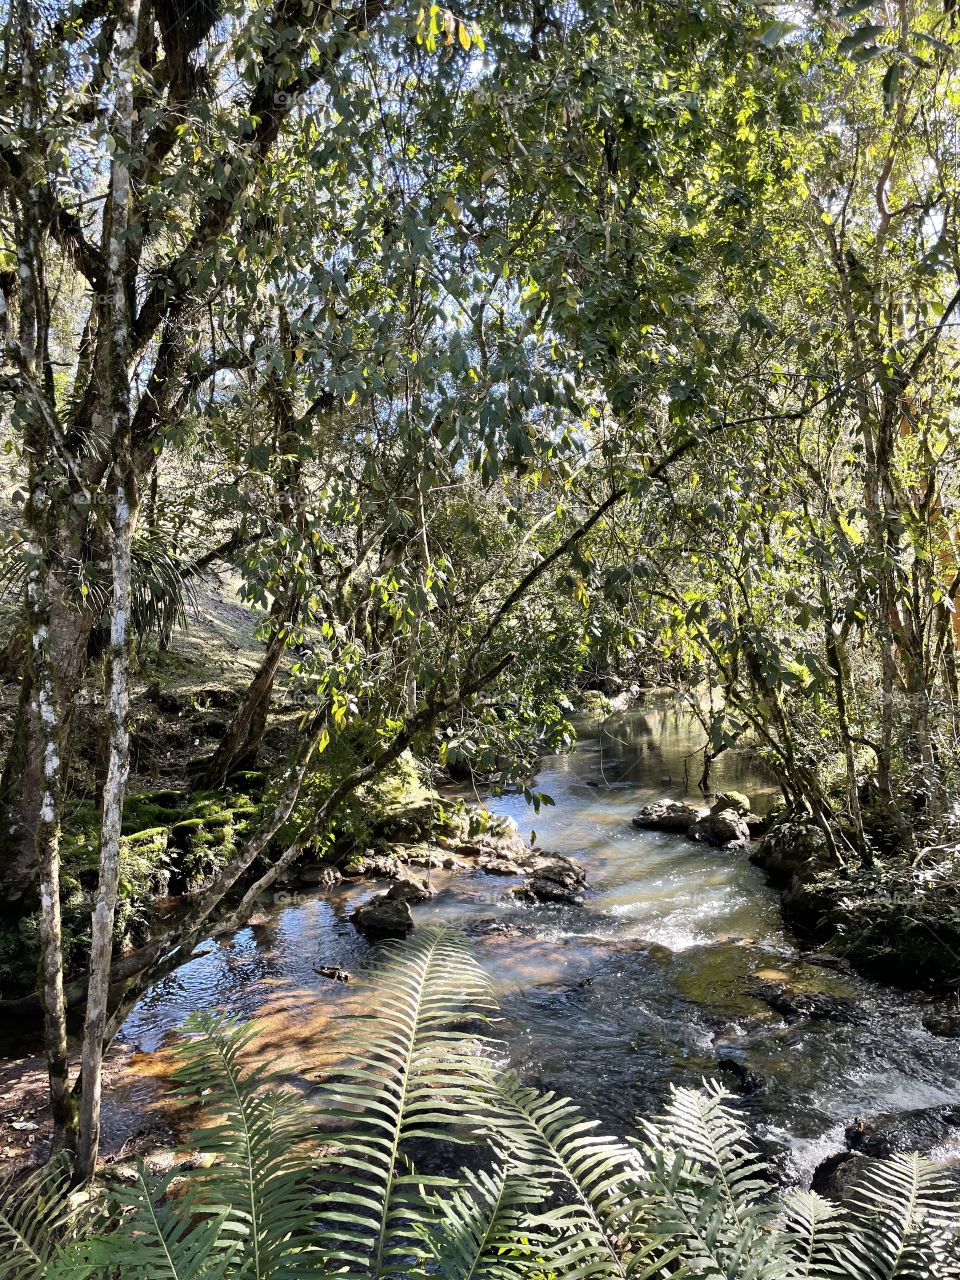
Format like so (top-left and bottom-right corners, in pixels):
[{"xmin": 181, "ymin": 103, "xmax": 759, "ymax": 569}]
[{"xmin": 113, "ymin": 698, "xmax": 960, "ymax": 1180}]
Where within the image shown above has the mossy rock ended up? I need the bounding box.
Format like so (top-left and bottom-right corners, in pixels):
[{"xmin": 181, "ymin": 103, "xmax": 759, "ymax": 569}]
[
  {"xmin": 751, "ymin": 817, "xmax": 832, "ymax": 882},
  {"xmin": 228, "ymin": 770, "xmax": 266, "ymax": 794},
  {"xmin": 121, "ymin": 826, "xmax": 169, "ymax": 861}
]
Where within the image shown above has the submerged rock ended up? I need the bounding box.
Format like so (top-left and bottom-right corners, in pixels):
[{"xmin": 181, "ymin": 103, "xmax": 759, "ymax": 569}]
[
  {"xmin": 632, "ymin": 800, "xmax": 707, "ymax": 833},
  {"xmin": 923, "ymin": 1012, "xmax": 960, "ymax": 1038},
  {"xmin": 688, "ymin": 808, "xmax": 751, "ymax": 850},
  {"xmin": 314, "ymin": 965, "xmax": 351, "ymax": 983},
  {"xmin": 716, "ymin": 1056, "xmax": 766, "ymax": 1096},
  {"xmin": 845, "ymin": 1105, "xmax": 960, "ymax": 1158},
  {"xmin": 750, "ymin": 980, "xmax": 866, "ymax": 1025}
]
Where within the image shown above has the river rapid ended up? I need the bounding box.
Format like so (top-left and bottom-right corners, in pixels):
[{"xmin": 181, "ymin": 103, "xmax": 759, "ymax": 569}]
[{"xmin": 114, "ymin": 698, "xmax": 960, "ymax": 1180}]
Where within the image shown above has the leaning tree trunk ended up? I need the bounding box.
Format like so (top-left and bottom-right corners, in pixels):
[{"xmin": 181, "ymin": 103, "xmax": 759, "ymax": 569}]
[{"xmin": 201, "ymin": 593, "xmax": 297, "ymax": 789}]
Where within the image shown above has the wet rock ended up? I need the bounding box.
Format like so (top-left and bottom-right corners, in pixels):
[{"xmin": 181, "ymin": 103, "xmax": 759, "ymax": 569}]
[
  {"xmin": 750, "ymin": 981, "xmax": 866, "ymax": 1025},
  {"xmin": 632, "ymin": 800, "xmax": 707, "ymax": 833},
  {"xmin": 512, "ymin": 875, "xmax": 580, "ymax": 905},
  {"xmin": 350, "ymin": 891, "xmax": 414, "ymax": 939},
  {"xmin": 314, "ymin": 965, "xmax": 351, "ymax": 983},
  {"xmin": 845, "ymin": 1105, "xmax": 960, "ymax": 1158},
  {"xmin": 295, "ymin": 863, "xmax": 342, "ymax": 888},
  {"xmin": 811, "ymin": 1151, "xmax": 876, "ymax": 1202},
  {"xmin": 716, "ymin": 1057, "xmax": 766, "ymax": 1096},
  {"xmin": 751, "ymin": 1133, "xmax": 799, "ymax": 1189},
  {"xmin": 801, "ymin": 951, "xmax": 851, "ymax": 973},
  {"xmin": 744, "ymin": 813, "xmax": 770, "ymax": 837},
  {"xmin": 688, "ymin": 808, "xmax": 751, "ymax": 850},
  {"xmin": 388, "ymin": 875, "xmax": 436, "ymax": 905},
  {"xmin": 247, "ymin": 912, "xmax": 272, "ymax": 928},
  {"xmin": 477, "ymin": 854, "xmax": 526, "ymax": 876},
  {"xmin": 512, "ymin": 854, "xmax": 587, "ymax": 905},
  {"xmin": 923, "ymin": 1013, "xmax": 960, "ymax": 1038}
]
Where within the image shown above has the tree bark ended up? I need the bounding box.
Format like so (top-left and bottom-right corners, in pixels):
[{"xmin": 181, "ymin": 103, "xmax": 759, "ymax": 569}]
[{"xmin": 74, "ymin": 0, "xmax": 141, "ymax": 1180}]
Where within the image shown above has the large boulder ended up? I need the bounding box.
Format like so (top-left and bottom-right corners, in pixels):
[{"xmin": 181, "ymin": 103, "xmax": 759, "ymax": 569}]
[
  {"xmin": 688, "ymin": 808, "xmax": 751, "ymax": 850},
  {"xmin": 845, "ymin": 1105, "xmax": 960, "ymax": 1158},
  {"xmin": 751, "ymin": 817, "xmax": 832, "ymax": 881},
  {"xmin": 632, "ymin": 800, "xmax": 707, "ymax": 833},
  {"xmin": 710, "ymin": 790, "xmax": 752, "ymax": 816},
  {"xmin": 709, "ymin": 792, "xmax": 768, "ymax": 836}
]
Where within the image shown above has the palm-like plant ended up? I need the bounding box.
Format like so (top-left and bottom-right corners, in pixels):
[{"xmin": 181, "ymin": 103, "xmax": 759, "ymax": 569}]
[{"xmin": 1, "ymin": 925, "xmax": 957, "ymax": 1279}]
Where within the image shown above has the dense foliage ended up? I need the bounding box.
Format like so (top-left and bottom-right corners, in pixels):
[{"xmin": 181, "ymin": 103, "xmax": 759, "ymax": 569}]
[
  {"xmin": 1, "ymin": 0, "xmax": 960, "ymax": 1187},
  {"xmin": 2, "ymin": 927, "xmax": 958, "ymax": 1278}
]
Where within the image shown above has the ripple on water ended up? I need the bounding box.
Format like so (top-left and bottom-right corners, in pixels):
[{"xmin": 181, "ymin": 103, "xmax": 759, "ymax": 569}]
[{"xmin": 103, "ymin": 699, "xmax": 960, "ymax": 1178}]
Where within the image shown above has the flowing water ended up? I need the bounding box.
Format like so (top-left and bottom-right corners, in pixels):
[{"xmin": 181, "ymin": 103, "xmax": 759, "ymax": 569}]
[{"xmin": 114, "ymin": 698, "xmax": 960, "ymax": 1179}]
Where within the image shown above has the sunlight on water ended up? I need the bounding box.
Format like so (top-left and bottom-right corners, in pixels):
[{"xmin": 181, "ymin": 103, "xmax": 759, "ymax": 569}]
[{"xmin": 110, "ymin": 696, "xmax": 960, "ymax": 1182}]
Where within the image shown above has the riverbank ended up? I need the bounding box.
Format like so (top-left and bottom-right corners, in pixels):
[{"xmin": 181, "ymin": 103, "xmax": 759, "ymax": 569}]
[
  {"xmin": 749, "ymin": 812, "xmax": 960, "ymax": 998},
  {"xmin": 3, "ymin": 700, "xmax": 959, "ymax": 1195}
]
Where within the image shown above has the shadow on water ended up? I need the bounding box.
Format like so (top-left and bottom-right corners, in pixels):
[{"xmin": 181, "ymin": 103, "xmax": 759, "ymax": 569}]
[{"xmin": 110, "ymin": 696, "xmax": 960, "ymax": 1179}]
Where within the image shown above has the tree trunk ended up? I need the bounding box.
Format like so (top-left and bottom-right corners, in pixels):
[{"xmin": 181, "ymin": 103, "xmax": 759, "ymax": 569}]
[
  {"xmin": 74, "ymin": 0, "xmax": 140, "ymax": 1179},
  {"xmin": 201, "ymin": 595, "xmax": 295, "ymax": 788}
]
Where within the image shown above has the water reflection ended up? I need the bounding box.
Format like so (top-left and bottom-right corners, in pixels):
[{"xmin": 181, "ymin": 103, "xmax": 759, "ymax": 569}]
[{"xmin": 112, "ymin": 698, "xmax": 960, "ymax": 1178}]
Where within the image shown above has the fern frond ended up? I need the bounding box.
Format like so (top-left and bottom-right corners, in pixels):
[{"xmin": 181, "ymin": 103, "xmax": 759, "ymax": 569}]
[
  {"xmin": 70, "ymin": 1168, "xmax": 235, "ymax": 1280},
  {"xmin": 169, "ymin": 1011, "xmax": 325, "ymax": 1280},
  {"xmin": 418, "ymin": 1162, "xmax": 560, "ymax": 1279},
  {"xmin": 317, "ymin": 924, "xmax": 500, "ymax": 1278},
  {"xmin": 779, "ymin": 1190, "xmax": 846, "ymax": 1277},
  {"xmin": 493, "ymin": 1070, "xmax": 641, "ymax": 1278},
  {"xmin": 835, "ymin": 1154, "xmax": 960, "ymax": 1280},
  {"xmin": 0, "ymin": 1156, "xmax": 93, "ymax": 1280},
  {"xmin": 635, "ymin": 1083, "xmax": 788, "ymax": 1280}
]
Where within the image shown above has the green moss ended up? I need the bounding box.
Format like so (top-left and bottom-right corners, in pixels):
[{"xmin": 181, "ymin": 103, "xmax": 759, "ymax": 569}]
[{"xmin": 228, "ymin": 770, "xmax": 266, "ymax": 794}]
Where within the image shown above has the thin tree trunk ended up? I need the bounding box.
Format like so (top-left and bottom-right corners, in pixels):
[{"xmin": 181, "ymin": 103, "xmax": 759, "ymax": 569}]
[
  {"xmin": 74, "ymin": 0, "xmax": 140, "ymax": 1180},
  {"xmin": 822, "ymin": 607, "xmax": 868, "ymax": 864},
  {"xmin": 8, "ymin": 0, "xmax": 75, "ymax": 1148},
  {"xmin": 201, "ymin": 596, "xmax": 294, "ymax": 788}
]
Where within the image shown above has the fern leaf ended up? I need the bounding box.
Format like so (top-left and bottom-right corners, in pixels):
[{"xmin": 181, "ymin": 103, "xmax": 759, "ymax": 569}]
[
  {"xmin": 779, "ymin": 1189, "xmax": 846, "ymax": 1277},
  {"xmin": 493, "ymin": 1070, "xmax": 641, "ymax": 1278},
  {"xmin": 418, "ymin": 1162, "xmax": 561, "ymax": 1279},
  {"xmin": 70, "ymin": 1168, "xmax": 235, "ymax": 1280},
  {"xmin": 317, "ymin": 924, "xmax": 499, "ymax": 1277},
  {"xmin": 169, "ymin": 1012, "xmax": 325, "ymax": 1280},
  {"xmin": 0, "ymin": 1156, "xmax": 94, "ymax": 1280},
  {"xmin": 834, "ymin": 1154, "xmax": 960, "ymax": 1280}
]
